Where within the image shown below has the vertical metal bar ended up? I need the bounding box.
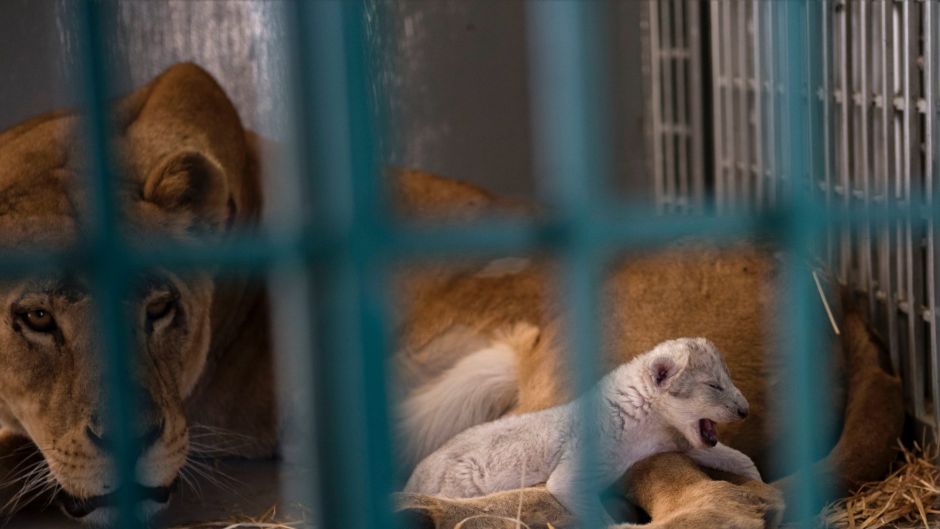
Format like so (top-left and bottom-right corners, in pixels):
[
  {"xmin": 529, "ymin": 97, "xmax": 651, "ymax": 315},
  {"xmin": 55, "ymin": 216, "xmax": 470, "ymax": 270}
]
[
  {"xmin": 863, "ymin": 0, "xmax": 878, "ymax": 317},
  {"xmin": 686, "ymin": 0, "xmax": 706, "ymax": 211},
  {"xmin": 291, "ymin": 3, "xmax": 395, "ymax": 529},
  {"xmin": 890, "ymin": 0, "xmax": 906, "ymax": 400},
  {"xmin": 271, "ymin": 1, "xmax": 323, "ymax": 516},
  {"xmin": 821, "ymin": 0, "xmax": 835, "ymax": 273},
  {"xmin": 849, "ymin": 0, "xmax": 860, "ymax": 291},
  {"xmin": 924, "ymin": 0, "xmax": 940, "ymax": 440},
  {"xmin": 869, "ymin": 0, "xmax": 880, "ymax": 364},
  {"xmin": 527, "ymin": 3, "xmax": 610, "ymax": 527},
  {"xmin": 857, "ymin": 1, "xmax": 876, "ymax": 315},
  {"xmin": 779, "ymin": 1, "xmax": 828, "ymax": 524},
  {"xmin": 710, "ymin": 0, "xmax": 726, "ymax": 211},
  {"xmin": 878, "ymin": 0, "xmax": 901, "ymax": 377},
  {"xmin": 901, "ymin": 0, "xmax": 926, "ymax": 420},
  {"xmin": 649, "ymin": 1, "xmax": 666, "ymax": 213},
  {"xmin": 765, "ymin": 0, "xmax": 779, "ymax": 208},
  {"xmin": 752, "ymin": 0, "xmax": 765, "ymax": 209},
  {"xmin": 892, "ymin": 0, "xmax": 906, "ymax": 405},
  {"xmin": 837, "ymin": 0, "xmax": 852, "ymax": 284},
  {"xmin": 673, "ymin": 0, "xmax": 690, "ymax": 210},
  {"xmin": 868, "ymin": 0, "xmax": 880, "ymax": 362},
  {"xmin": 342, "ymin": 1, "xmax": 398, "ymax": 524},
  {"xmin": 73, "ymin": 1, "xmax": 140, "ymax": 527},
  {"xmin": 807, "ymin": 0, "xmax": 825, "ymax": 218},
  {"xmin": 661, "ymin": 0, "xmax": 677, "ymax": 212},
  {"xmin": 737, "ymin": 0, "xmax": 751, "ymax": 207},
  {"xmin": 722, "ymin": 0, "xmax": 737, "ymax": 207},
  {"xmin": 269, "ymin": 263, "xmax": 319, "ymax": 518},
  {"xmin": 775, "ymin": 0, "xmax": 788, "ymax": 201}
]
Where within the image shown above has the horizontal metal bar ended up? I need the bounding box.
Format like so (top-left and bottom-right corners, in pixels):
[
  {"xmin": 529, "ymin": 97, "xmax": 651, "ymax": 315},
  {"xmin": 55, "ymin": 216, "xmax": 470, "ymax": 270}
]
[{"xmin": 0, "ymin": 201, "xmax": 936, "ymax": 275}]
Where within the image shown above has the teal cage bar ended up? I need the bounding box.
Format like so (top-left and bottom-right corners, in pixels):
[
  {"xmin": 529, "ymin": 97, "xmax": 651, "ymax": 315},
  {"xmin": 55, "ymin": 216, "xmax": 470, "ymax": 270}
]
[{"xmin": 28, "ymin": 0, "xmax": 896, "ymax": 528}]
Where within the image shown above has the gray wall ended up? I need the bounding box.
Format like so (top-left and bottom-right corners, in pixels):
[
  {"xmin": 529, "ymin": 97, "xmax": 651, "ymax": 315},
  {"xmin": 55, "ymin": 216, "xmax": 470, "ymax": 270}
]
[
  {"xmin": 0, "ymin": 0, "xmax": 73, "ymax": 128},
  {"xmin": 0, "ymin": 0, "xmax": 650, "ymax": 201}
]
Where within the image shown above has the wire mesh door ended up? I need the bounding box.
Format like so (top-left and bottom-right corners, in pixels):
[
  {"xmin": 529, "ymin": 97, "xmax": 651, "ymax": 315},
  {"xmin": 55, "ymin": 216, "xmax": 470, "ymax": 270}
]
[
  {"xmin": 649, "ymin": 0, "xmax": 940, "ymax": 437},
  {"xmin": 0, "ymin": 1, "xmax": 909, "ymax": 528}
]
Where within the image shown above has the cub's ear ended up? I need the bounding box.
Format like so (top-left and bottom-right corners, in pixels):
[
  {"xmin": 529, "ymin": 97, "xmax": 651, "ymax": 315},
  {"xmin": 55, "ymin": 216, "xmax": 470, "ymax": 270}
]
[
  {"xmin": 143, "ymin": 150, "xmax": 230, "ymax": 230},
  {"xmin": 649, "ymin": 356, "xmax": 685, "ymax": 388}
]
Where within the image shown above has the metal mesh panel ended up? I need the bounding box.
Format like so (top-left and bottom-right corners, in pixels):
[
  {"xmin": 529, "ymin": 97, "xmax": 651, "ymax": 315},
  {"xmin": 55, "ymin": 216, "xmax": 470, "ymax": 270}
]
[
  {"xmin": 646, "ymin": 0, "xmax": 706, "ymax": 213},
  {"xmin": 710, "ymin": 0, "xmax": 767, "ymax": 210},
  {"xmin": 655, "ymin": 0, "xmax": 940, "ymax": 434},
  {"xmin": 0, "ymin": 1, "xmax": 892, "ymax": 527}
]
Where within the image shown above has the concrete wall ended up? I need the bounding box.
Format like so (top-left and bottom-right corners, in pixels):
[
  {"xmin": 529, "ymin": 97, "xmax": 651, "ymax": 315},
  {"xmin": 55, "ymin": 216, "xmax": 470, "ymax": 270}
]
[
  {"xmin": 0, "ymin": 0, "xmax": 650, "ymax": 200},
  {"xmin": 0, "ymin": 0, "xmax": 73, "ymax": 129}
]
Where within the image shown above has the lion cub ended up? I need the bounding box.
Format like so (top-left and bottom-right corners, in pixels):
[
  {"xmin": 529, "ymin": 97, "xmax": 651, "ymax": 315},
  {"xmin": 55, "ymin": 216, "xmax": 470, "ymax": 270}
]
[{"xmin": 404, "ymin": 333, "xmax": 761, "ymax": 523}]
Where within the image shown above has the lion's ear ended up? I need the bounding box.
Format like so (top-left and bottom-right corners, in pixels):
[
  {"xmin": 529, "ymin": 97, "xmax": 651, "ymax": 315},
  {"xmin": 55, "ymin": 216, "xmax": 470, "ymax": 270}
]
[{"xmin": 143, "ymin": 150, "xmax": 230, "ymax": 230}]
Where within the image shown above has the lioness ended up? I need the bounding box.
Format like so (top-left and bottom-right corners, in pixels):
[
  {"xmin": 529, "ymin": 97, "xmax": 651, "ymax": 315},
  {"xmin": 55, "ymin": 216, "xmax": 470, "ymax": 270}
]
[{"xmin": 0, "ymin": 63, "xmax": 903, "ymax": 528}]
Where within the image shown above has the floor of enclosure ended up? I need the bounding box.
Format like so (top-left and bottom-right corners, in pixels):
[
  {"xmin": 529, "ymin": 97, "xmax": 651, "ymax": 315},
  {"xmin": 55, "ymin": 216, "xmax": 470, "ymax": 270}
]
[{"xmin": 12, "ymin": 460, "xmax": 288, "ymax": 529}]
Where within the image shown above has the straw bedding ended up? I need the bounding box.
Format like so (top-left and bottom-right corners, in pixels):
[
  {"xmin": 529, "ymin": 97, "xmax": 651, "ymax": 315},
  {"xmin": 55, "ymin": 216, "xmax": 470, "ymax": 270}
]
[
  {"xmin": 169, "ymin": 506, "xmax": 301, "ymax": 529},
  {"xmin": 170, "ymin": 441, "xmax": 939, "ymax": 529},
  {"xmin": 817, "ymin": 442, "xmax": 939, "ymax": 529}
]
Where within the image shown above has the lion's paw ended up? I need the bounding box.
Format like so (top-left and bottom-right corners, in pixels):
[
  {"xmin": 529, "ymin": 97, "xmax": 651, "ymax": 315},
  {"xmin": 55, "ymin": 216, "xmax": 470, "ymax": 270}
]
[{"xmin": 665, "ymin": 480, "xmax": 784, "ymax": 529}]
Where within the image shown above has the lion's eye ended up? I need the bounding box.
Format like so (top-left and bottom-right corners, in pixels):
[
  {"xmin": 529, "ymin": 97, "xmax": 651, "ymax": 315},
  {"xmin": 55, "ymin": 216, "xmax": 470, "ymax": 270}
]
[
  {"xmin": 708, "ymin": 383, "xmax": 724, "ymax": 391},
  {"xmin": 21, "ymin": 309, "xmax": 57, "ymax": 333},
  {"xmin": 145, "ymin": 298, "xmax": 176, "ymax": 321}
]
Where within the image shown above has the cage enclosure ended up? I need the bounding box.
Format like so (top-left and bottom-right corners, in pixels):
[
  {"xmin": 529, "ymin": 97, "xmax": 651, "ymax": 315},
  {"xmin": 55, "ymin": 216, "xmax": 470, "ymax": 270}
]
[{"xmin": 0, "ymin": 1, "xmax": 935, "ymax": 529}]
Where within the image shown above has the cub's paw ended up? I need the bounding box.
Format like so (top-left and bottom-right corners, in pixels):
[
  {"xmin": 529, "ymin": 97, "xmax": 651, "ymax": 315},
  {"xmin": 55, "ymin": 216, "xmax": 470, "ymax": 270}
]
[{"xmin": 737, "ymin": 461, "xmax": 764, "ymax": 484}]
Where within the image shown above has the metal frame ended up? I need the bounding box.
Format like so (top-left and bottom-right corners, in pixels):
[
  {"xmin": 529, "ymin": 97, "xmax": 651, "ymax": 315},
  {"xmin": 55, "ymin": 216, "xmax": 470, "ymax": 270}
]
[
  {"xmin": 681, "ymin": 0, "xmax": 940, "ymax": 436},
  {"xmin": 648, "ymin": 0, "xmax": 705, "ymax": 213},
  {"xmin": 2, "ymin": 0, "xmax": 924, "ymax": 528}
]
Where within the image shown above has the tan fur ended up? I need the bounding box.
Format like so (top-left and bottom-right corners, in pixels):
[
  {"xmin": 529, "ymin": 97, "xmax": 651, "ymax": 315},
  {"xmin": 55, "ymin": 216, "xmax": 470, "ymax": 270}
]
[
  {"xmin": 392, "ymin": 175, "xmax": 903, "ymax": 525},
  {"xmin": 0, "ymin": 64, "xmax": 275, "ymax": 517},
  {"xmin": 0, "ymin": 63, "xmax": 903, "ymax": 528}
]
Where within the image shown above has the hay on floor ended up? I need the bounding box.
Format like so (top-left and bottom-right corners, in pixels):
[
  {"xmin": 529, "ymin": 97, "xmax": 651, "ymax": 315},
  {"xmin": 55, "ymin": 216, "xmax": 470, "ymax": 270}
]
[
  {"xmin": 169, "ymin": 505, "xmax": 301, "ymax": 529},
  {"xmin": 819, "ymin": 442, "xmax": 940, "ymax": 529}
]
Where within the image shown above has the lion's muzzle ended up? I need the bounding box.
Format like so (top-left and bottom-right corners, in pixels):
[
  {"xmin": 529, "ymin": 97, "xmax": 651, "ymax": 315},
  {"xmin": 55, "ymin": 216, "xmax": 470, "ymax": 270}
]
[{"xmin": 56, "ymin": 480, "xmax": 178, "ymax": 520}]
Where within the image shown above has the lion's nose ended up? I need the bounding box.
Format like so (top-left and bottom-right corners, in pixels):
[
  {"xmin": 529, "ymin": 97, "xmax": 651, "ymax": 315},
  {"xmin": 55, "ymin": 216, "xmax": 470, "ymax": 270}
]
[
  {"xmin": 737, "ymin": 407, "xmax": 749, "ymax": 419},
  {"xmin": 86, "ymin": 416, "xmax": 166, "ymax": 454}
]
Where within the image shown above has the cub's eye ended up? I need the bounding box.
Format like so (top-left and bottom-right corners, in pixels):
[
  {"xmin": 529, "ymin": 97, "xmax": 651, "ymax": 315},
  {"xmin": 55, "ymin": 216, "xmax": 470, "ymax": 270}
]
[
  {"xmin": 708, "ymin": 383, "xmax": 724, "ymax": 391},
  {"xmin": 20, "ymin": 309, "xmax": 57, "ymax": 334},
  {"xmin": 145, "ymin": 298, "xmax": 176, "ymax": 321}
]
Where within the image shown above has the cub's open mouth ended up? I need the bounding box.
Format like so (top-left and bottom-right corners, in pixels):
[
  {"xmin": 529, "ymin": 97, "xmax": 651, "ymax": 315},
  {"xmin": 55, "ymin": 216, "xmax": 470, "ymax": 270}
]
[
  {"xmin": 57, "ymin": 480, "xmax": 178, "ymax": 519},
  {"xmin": 699, "ymin": 418, "xmax": 718, "ymax": 447}
]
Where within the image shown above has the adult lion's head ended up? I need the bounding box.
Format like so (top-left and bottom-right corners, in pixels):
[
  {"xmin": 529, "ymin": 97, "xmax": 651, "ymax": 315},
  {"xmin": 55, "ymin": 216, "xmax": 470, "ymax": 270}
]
[{"xmin": 0, "ymin": 64, "xmax": 260, "ymax": 523}]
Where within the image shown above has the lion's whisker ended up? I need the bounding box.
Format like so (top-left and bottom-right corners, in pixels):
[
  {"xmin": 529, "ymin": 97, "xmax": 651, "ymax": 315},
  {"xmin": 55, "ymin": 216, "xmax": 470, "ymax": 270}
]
[{"xmin": 183, "ymin": 457, "xmax": 241, "ymax": 497}]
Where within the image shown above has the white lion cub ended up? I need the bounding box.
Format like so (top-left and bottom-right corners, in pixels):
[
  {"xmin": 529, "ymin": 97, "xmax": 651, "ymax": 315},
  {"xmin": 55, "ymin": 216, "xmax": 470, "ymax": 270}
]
[{"xmin": 404, "ymin": 333, "xmax": 761, "ymax": 524}]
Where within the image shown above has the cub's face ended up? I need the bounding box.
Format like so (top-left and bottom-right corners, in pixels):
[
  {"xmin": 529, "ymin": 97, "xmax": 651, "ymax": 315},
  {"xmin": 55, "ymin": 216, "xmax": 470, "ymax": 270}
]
[
  {"xmin": 650, "ymin": 338, "xmax": 750, "ymax": 449},
  {"xmin": 0, "ymin": 269, "xmax": 215, "ymax": 521}
]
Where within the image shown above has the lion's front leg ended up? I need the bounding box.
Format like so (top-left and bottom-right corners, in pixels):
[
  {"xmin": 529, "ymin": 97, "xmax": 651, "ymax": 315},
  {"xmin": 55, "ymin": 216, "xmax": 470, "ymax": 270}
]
[
  {"xmin": 0, "ymin": 428, "xmax": 47, "ymax": 517},
  {"xmin": 395, "ymin": 487, "xmax": 576, "ymax": 529},
  {"xmin": 617, "ymin": 452, "xmax": 783, "ymax": 529},
  {"xmin": 393, "ymin": 453, "xmax": 782, "ymax": 529}
]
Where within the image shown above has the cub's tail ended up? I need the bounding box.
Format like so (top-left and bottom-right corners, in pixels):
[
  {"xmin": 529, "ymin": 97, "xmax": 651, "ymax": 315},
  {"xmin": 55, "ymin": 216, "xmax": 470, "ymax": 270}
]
[{"xmin": 397, "ymin": 322, "xmax": 539, "ymax": 472}]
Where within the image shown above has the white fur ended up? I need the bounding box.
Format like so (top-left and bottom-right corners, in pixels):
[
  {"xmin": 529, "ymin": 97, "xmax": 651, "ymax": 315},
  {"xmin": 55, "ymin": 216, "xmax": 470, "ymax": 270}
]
[
  {"xmin": 397, "ymin": 337, "xmax": 520, "ymax": 471},
  {"xmin": 404, "ymin": 338, "xmax": 761, "ymax": 524}
]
